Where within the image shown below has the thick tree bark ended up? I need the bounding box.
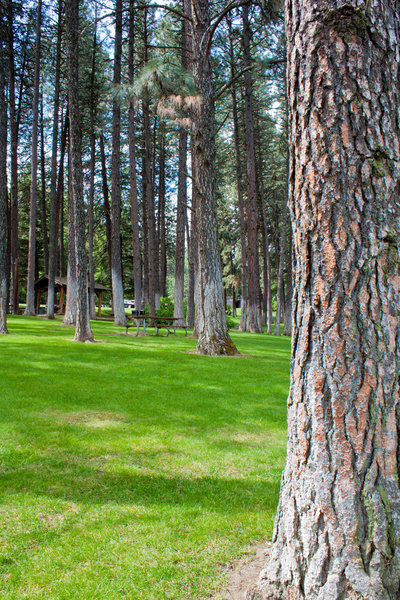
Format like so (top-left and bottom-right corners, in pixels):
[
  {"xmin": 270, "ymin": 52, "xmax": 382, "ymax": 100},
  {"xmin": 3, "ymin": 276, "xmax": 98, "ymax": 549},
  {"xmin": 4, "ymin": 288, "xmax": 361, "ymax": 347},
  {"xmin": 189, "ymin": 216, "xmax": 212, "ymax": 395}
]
[
  {"xmin": 25, "ymin": 0, "xmax": 42, "ymax": 316},
  {"xmin": 241, "ymin": 5, "xmax": 263, "ymax": 333},
  {"xmin": 128, "ymin": 0, "xmax": 142, "ymax": 312},
  {"xmin": 110, "ymin": 0, "xmax": 126, "ymax": 326},
  {"xmin": 191, "ymin": 0, "xmax": 238, "ymax": 355},
  {"xmin": 65, "ymin": 0, "xmax": 93, "ymax": 342},
  {"xmin": 47, "ymin": 0, "xmax": 63, "ymax": 319},
  {"xmin": 0, "ymin": 10, "xmax": 8, "ymax": 334},
  {"xmin": 249, "ymin": 2, "xmax": 400, "ymax": 599}
]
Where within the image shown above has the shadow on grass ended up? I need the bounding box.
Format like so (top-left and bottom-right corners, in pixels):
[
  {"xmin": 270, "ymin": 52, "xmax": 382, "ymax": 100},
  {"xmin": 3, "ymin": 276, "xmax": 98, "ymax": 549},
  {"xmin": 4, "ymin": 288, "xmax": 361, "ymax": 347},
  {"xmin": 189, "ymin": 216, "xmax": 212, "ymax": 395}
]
[{"xmin": 0, "ymin": 461, "xmax": 280, "ymax": 514}]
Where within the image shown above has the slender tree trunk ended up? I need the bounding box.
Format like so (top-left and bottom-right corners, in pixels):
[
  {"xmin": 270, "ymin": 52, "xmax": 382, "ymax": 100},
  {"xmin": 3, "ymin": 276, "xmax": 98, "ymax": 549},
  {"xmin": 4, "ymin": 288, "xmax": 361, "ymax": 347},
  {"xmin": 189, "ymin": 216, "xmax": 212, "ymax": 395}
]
[
  {"xmin": 65, "ymin": 0, "xmax": 93, "ymax": 342},
  {"xmin": 227, "ymin": 15, "xmax": 248, "ymax": 333},
  {"xmin": 186, "ymin": 204, "xmax": 195, "ymax": 329},
  {"xmin": 39, "ymin": 95, "xmax": 49, "ymax": 274},
  {"xmin": 174, "ymin": 129, "xmax": 187, "ymax": 325},
  {"xmin": 47, "ymin": 0, "xmax": 63, "ymax": 319},
  {"xmin": 158, "ymin": 135, "xmax": 167, "ymax": 298},
  {"xmin": 274, "ymin": 198, "xmax": 287, "ymax": 335},
  {"xmin": 88, "ymin": 15, "xmax": 97, "ymax": 320},
  {"xmin": 63, "ymin": 149, "xmax": 77, "ymax": 326},
  {"xmin": 110, "ymin": 0, "xmax": 126, "ymax": 326},
  {"xmin": 99, "ymin": 132, "xmax": 112, "ymax": 287},
  {"xmin": 8, "ymin": 0, "xmax": 19, "ymax": 315},
  {"xmin": 283, "ymin": 229, "xmax": 292, "ymax": 336},
  {"xmin": 25, "ymin": 0, "xmax": 42, "ymax": 316},
  {"xmin": 191, "ymin": 0, "xmax": 238, "ymax": 355},
  {"xmin": 56, "ymin": 109, "xmax": 68, "ymax": 279},
  {"xmin": 259, "ymin": 181, "xmax": 273, "ymax": 334},
  {"xmin": 248, "ymin": 2, "xmax": 400, "ymax": 599},
  {"xmin": 0, "ymin": 11, "xmax": 8, "ymax": 334},
  {"xmin": 128, "ymin": 0, "xmax": 142, "ymax": 312},
  {"xmin": 242, "ymin": 5, "xmax": 262, "ymax": 333},
  {"xmin": 174, "ymin": 11, "xmax": 189, "ymax": 326}
]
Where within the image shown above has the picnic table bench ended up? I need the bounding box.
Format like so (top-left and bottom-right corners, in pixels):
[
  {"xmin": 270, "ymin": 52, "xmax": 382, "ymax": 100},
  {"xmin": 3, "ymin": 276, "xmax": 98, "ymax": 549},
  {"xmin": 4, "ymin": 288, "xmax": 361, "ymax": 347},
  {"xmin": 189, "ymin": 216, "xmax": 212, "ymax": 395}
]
[{"xmin": 124, "ymin": 315, "xmax": 188, "ymax": 336}]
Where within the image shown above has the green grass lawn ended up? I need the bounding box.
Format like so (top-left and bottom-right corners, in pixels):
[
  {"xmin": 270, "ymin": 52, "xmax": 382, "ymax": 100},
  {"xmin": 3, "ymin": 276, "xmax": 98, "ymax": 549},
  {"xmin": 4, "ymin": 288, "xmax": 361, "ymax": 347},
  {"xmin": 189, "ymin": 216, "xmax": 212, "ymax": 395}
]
[{"xmin": 0, "ymin": 316, "xmax": 290, "ymax": 600}]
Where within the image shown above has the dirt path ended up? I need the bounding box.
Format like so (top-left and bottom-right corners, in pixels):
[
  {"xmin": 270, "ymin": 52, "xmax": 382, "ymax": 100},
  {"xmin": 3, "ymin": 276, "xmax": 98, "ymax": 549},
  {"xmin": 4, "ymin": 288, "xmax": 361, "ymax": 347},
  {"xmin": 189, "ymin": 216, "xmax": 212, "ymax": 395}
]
[{"xmin": 211, "ymin": 543, "xmax": 270, "ymax": 600}]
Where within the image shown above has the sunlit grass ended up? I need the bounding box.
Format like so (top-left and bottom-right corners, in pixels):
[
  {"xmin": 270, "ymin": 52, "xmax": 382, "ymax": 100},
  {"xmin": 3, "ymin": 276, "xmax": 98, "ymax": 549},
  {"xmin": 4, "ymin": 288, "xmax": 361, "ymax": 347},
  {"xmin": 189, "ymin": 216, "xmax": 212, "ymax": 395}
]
[{"xmin": 0, "ymin": 316, "xmax": 290, "ymax": 599}]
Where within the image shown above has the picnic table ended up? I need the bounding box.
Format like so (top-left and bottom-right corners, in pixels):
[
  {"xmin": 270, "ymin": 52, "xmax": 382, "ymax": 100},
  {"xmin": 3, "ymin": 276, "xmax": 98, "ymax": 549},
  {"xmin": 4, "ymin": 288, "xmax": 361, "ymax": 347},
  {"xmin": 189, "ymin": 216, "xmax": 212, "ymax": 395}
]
[{"xmin": 125, "ymin": 315, "xmax": 188, "ymax": 337}]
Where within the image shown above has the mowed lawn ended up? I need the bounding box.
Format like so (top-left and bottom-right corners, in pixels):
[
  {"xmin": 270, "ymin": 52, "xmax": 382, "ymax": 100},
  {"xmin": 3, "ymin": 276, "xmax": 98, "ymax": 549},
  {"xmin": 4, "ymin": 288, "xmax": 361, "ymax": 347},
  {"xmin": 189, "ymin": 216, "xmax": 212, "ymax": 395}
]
[{"xmin": 0, "ymin": 316, "xmax": 290, "ymax": 600}]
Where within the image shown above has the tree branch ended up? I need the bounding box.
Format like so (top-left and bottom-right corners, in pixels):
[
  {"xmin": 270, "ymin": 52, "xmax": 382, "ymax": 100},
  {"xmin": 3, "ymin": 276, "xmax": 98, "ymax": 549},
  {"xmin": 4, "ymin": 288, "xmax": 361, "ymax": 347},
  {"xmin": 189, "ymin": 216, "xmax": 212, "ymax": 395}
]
[
  {"xmin": 214, "ymin": 65, "xmax": 252, "ymax": 101},
  {"xmin": 204, "ymin": 0, "xmax": 251, "ymax": 60}
]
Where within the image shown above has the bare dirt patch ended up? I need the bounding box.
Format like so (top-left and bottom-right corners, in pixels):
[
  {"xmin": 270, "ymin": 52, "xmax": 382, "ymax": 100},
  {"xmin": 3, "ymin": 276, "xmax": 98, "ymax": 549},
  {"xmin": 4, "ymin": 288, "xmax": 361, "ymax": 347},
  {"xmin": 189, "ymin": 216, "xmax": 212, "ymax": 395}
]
[{"xmin": 212, "ymin": 543, "xmax": 270, "ymax": 600}]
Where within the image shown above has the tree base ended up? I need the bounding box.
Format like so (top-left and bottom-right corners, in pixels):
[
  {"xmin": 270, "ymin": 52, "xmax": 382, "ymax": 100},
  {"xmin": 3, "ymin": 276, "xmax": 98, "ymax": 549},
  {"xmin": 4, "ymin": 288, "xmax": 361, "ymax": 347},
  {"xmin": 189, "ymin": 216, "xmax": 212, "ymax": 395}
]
[{"xmin": 196, "ymin": 334, "xmax": 238, "ymax": 356}]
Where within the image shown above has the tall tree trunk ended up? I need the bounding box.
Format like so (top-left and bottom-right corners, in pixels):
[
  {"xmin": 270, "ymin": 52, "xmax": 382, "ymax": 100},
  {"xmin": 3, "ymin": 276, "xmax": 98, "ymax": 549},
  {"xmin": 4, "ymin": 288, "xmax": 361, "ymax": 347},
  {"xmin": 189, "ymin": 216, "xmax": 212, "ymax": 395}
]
[
  {"xmin": 65, "ymin": 0, "xmax": 93, "ymax": 342},
  {"xmin": 174, "ymin": 130, "xmax": 187, "ymax": 325},
  {"xmin": 128, "ymin": 0, "xmax": 142, "ymax": 312},
  {"xmin": 174, "ymin": 10, "xmax": 189, "ymax": 326},
  {"xmin": 8, "ymin": 0, "xmax": 19, "ymax": 315},
  {"xmin": 242, "ymin": 5, "xmax": 262, "ymax": 333},
  {"xmin": 227, "ymin": 15, "xmax": 248, "ymax": 333},
  {"xmin": 39, "ymin": 94, "xmax": 49, "ymax": 274},
  {"xmin": 56, "ymin": 109, "xmax": 68, "ymax": 279},
  {"xmin": 283, "ymin": 228, "xmax": 292, "ymax": 337},
  {"xmin": 158, "ymin": 135, "xmax": 167, "ymax": 298},
  {"xmin": 63, "ymin": 148, "xmax": 77, "ymax": 326},
  {"xmin": 47, "ymin": 0, "xmax": 63, "ymax": 319},
  {"xmin": 186, "ymin": 198, "xmax": 196, "ymax": 329},
  {"xmin": 258, "ymin": 178, "xmax": 273, "ymax": 334},
  {"xmin": 274, "ymin": 198, "xmax": 287, "ymax": 335},
  {"xmin": 110, "ymin": 0, "xmax": 126, "ymax": 326},
  {"xmin": 25, "ymin": 0, "xmax": 42, "ymax": 316},
  {"xmin": 99, "ymin": 132, "xmax": 112, "ymax": 287},
  {"xmin": 248, "ymin": 2, "xmax": 400, "ymax": 599},
  {"xmin": 0, "ymin": 9, "xmax": 8, "ymax": 334},
  {"xmin": 191, "ymin": 0, "xmax": 238, "ymax": 355},
  {"xmin": 88, "ymin": 14, "xmax": 97, "ymax": 320}
]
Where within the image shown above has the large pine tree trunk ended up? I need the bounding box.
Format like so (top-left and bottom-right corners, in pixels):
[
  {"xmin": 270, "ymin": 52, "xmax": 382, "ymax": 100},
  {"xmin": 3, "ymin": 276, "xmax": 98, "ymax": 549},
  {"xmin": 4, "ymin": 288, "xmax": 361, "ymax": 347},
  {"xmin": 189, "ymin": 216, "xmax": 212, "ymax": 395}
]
[
  {"xmin": 110, "ymin": 0, "xmax": 126, "ymax": 327},
  {"xmin": 0, "ymin": 11, "xmax": 8, "ymax": 334},
  {"xmin": 25, "ymin": 0, "xmax": 42, "ymax": 316},
  {"xmin": 65, "ymin": 0, "xmax": 93, "ymax": 342},
  {"xmin": 248, "ymin": 2, "xmax": 400, "ymax": 599},
  {"xmin": 191, "ymin": 0, "xmax": 238, "ymax": 355}
]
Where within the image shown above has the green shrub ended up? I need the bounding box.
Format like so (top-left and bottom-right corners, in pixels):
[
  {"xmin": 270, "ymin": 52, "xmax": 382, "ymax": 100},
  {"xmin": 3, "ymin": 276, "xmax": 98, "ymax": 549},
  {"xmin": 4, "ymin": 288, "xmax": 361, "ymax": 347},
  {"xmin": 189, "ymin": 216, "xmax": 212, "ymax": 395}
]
[
  {"xmin": 226, "ymin": 315, "xmax": 236, "ymax": 330},
  {"xmin": 225, "ymin": 304, "xmax": 232, "ymax": 316}
]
